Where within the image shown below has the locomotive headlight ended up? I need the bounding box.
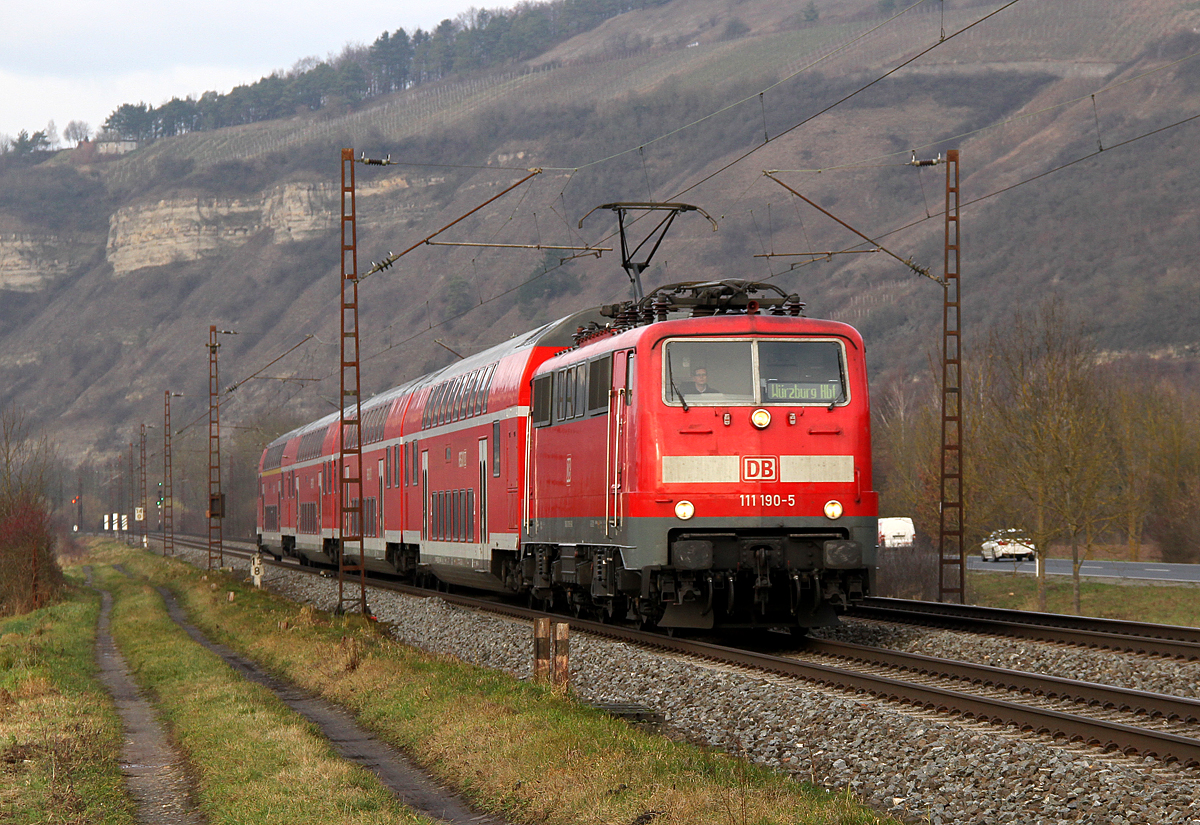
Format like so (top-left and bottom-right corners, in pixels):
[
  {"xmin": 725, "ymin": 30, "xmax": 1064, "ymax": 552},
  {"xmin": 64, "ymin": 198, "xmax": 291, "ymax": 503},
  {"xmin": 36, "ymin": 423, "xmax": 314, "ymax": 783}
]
[
  {"xmin": 750, "ymin": 408, "xmax": 771, "ymax": 429},
  {"xmin": 823, "ymin": 499, "xmax": 844, "ymax": 520},
  {"xmin": 675, "ymin": 500, "xmax": 696, "ymax": 520}
]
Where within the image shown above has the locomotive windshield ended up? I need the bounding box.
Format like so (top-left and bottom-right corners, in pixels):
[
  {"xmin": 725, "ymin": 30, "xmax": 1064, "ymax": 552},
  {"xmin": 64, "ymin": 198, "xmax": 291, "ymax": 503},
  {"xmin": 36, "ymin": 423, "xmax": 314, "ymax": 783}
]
[{"xmin": 663, "ymin": 338, "xmax": 846, "ymax": 406}]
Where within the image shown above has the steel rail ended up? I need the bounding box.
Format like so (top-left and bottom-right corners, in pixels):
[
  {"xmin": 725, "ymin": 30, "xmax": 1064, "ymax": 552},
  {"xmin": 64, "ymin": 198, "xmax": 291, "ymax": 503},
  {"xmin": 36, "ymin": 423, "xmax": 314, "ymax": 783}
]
[
  {"xmin": 553, "ymin": 618, "xmax": 1200, "ymax": 768},
  {"xmin": 157, "ymin": 536, "xmax": 1200, "ymax": 765},
  {"xmin": 805, "ymin": 637, "xmax": 1200, "ymax": 724},
  {"xmin": 853, "ymin": 598, "xmax": 1200, "ymax": 660}
]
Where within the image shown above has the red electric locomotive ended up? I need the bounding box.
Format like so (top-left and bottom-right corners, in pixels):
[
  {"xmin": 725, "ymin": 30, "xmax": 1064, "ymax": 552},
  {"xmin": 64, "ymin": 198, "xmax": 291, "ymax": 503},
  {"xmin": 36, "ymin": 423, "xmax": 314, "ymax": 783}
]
[{"xmin": 258, "ymin": 280, "xmax": 878, "ymax": 631}]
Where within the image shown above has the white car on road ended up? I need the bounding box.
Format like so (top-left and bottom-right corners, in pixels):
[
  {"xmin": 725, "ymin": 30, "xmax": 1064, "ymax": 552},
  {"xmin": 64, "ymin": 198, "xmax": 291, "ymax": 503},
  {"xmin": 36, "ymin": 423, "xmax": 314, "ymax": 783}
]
[{"xmin": 981, "ymin": 529, "xmax": 1037, "ymax": 562}]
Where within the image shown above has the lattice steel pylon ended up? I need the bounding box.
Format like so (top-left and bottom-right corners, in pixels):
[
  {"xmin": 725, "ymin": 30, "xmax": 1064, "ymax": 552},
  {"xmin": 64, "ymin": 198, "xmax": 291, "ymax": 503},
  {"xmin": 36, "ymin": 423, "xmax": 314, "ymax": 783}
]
[
  {"xmin": 207, "ymin": 325, "xmax": 229, "ymax": 570},
  {"xmin": 337, "ymin": 148, "xmax": 368, "ymax": 616},
  {"xmin": 163, "ymin": 391, "xmax": 181, "ymax": 556},
  {"xmin": 938, "ymin": 149, "xmax": 965, "ymax": 603}
]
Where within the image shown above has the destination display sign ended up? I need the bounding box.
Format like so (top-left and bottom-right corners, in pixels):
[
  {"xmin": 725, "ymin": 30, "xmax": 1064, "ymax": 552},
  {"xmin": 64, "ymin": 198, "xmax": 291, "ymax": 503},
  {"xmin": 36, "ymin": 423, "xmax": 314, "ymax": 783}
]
[{"xmin": 764, "ymin": 381, "xmax": 839, "ymax": 401}]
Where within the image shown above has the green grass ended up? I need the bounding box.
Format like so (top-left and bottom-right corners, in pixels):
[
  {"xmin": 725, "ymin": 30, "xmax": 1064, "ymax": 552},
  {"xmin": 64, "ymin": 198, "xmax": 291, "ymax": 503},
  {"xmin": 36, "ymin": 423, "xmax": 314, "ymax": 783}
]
[
  {"xmin": 105, "ymin": 541, "xmax": 897, "ymax": 825},
  {"xmin": 92, "ymin": 562, "xmax": 427, "ymax": 825},
  {"xmin": 969, "ymin": 570, "xmax": 1200, "ymax": 626},
  {"xmin": 0, "ymin": 576, "xmax": 134, "ymax": 825}
]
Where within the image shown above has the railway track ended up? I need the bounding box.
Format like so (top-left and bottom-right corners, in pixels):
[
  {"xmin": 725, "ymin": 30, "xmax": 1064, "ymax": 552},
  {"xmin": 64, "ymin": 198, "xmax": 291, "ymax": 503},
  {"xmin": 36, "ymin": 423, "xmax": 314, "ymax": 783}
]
[
  {"xmin": 155, "ymin": 535, "xmax": 1200, "ymax": 767},
  {"xmin": 852, "ymin": 597, "xmax": 1200, "ymax": 660}
]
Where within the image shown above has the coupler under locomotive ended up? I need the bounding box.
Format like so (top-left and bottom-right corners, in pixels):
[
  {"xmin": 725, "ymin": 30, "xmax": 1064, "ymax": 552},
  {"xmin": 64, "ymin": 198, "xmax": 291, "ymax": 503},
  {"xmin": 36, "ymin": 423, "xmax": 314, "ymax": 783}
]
[{"xmin": 519, "ymin": 528, "xmax": 871, "ymax": 631}]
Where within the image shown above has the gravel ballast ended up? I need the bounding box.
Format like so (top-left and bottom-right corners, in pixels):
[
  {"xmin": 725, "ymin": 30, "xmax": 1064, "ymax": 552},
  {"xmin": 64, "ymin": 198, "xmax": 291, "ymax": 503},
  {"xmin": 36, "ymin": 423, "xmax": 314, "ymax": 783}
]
[{"xmin": 181, "ymin": 549, "xmax": 1200, "ymax": 825}]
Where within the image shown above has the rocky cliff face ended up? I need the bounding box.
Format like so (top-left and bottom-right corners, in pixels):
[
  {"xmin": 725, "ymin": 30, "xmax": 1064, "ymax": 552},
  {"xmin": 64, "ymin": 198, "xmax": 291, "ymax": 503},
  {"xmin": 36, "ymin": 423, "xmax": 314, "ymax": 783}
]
[
  {"xmin": 103, "ymin": 177, "xmax": 422, "ymax": 276},
  {"xmin": 105, "ymin": 183, "xmax": 337, "ymax": 275},
  {"xmin": 0, "ymin": 233, "xmax": 87, "ymax": 291}
]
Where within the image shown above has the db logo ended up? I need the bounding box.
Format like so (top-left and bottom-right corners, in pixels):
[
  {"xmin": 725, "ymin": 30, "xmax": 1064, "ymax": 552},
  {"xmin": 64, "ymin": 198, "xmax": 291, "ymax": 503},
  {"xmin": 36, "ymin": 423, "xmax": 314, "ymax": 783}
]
[{"xmin": 741, "ymin": 456, "xmax": 778, "ymax": 482}]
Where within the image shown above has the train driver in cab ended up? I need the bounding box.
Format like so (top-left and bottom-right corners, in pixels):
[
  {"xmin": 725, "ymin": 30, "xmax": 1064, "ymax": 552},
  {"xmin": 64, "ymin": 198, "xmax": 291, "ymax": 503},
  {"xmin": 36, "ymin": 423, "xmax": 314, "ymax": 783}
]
[{"xmin": 689, "ymin": 367, "xmax": 717, "ymax": 395}]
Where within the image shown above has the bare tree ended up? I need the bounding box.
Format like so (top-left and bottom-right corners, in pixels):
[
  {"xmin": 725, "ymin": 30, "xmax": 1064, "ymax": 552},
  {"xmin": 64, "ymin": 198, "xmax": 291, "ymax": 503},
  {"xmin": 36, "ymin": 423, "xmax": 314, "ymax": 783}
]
[
  {"xmin": 63, "ymin": 120, "xmax": 92, "ymax": 147},
  {"xmin": 1143, "ymin": 383, "xmax": 1200, "ymax": 563},
  {"xmin": 1, "ymin": 405, "xmax": 63, "ymax": 615},
  {"xmin": 974, "ymin": 299, "xmax": 1118, "ymax": 612},
  {"xmin": 1, "ymin": 405, "xmax": 55, "ymax": 515}
]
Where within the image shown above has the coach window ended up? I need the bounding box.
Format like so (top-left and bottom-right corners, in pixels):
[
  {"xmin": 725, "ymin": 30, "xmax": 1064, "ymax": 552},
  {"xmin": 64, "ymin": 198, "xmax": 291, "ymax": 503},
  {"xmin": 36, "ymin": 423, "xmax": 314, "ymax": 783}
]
[
  {"xmin": 461, "ymin": 371, "xmax": 477, "ymax": 419},
  {"xmin": 451, "ymin": 376, "xmax": 464, "ymax": 422},
  {"xmin": 452, "ymin": 374, "xmax": 466, "ymax": 421},
  {"xmin": 532, "ymin": 374, "xmax": 552, "ymax": 427},
  {"xmin": 473, "ymin": 367, "xmax": 484, "ymax": 416},
  {"xmin": 446, "ymin": 377, "xmax": 461, "ymax": 422},
  {"xmin": 439, "ymin": 380, "xmax": 450, "ymax": 423},
  {"xmin": 575, "ymin": 364, "xmax": 587, "ymax": 417},
  {"xmin": 759, "ymin": 339, "xmax": 847, "ymax": 405},
  {"xmin": 588, "ymin": 355, "xmax": 612, "ymax": 415},
  {"xmin": 454, "ymin": 374, "xmax": 469, "ymax": 421},
  {"xmin": 563, "ymin": 367, "xmax": 576, "ymax": 419},
  {"xmin": 433, "ymin": 381, "xmax": 448, "ymax": 425},
  {"xmin": 445, "ymin": 378, "xmax": 457, "ymax": 423},
  {"xmin": 468, "ymin": 489, "xmax": 475, "ymax": 542},
  {"xmin": 626, "ymin": 353, "xmax": 636, "ymax": 405},
  {"xmin": 472, "ymin": 366, "xmax": 486, "ymax": 416},
  {"xmin": 492, "ymin": 421, "xmax": 501, "ymax": 477},
  {"xmin": 454, "ymin": 490, "xmax": 462, "ymax": 540},
  {"xmin": 422, "ymin": 386, "xmax": 436, "ymax": 429},
  {"xmin": 479, "ymin": 363, "xmax": 496, "ymax": 415},
  {"xmin": 468, "ymin": 369, "xmax": 482, "ymax": 416},
  {"xmin": 663, "ymin": 340, "xmax": 753, "ymax": 406},
  {"xmin": 465, "ymin": 370, "xmax": 479, "ymax": 417}
]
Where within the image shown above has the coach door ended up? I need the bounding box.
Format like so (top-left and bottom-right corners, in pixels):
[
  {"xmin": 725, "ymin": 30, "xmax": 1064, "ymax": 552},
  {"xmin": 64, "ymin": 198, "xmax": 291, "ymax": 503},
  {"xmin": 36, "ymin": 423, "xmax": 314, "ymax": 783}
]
[
  {"xmin": 420, "ymin": 450, "xmax": 429, "ymax": 540},
  {"xmin": 478, "ymin": 437, "xmax": 489, "ymax": 546},
  {"xmin": 607, "ymin": 349, "xmax": 634, "ymax": 533},
  {"xmin": 506, "ymin": 424, "xmax": 520, "ymax": 529},
  {"xmin": 377, "ymin": 457, "xmax": 385, "ymax": 543}
]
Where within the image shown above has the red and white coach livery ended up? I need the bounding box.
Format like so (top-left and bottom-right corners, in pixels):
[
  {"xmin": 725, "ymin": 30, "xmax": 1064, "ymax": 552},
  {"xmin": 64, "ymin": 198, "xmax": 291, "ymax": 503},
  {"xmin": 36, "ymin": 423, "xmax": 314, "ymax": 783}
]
[{"xmin": 259, "ymin": 280, "xmax": 878, "ymax": 631}]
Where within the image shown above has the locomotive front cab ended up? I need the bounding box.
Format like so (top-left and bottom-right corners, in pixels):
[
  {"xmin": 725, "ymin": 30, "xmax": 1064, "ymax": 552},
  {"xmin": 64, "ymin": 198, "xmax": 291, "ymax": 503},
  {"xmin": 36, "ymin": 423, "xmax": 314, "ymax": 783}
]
[{"xmin": 633, "ymin": 324, "xmax": 878, "ymax": 630}]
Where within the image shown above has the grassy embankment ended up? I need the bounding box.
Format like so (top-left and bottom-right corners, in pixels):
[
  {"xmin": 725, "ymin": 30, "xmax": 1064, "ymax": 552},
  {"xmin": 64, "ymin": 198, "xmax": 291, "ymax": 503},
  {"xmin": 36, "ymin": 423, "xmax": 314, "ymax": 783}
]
[
  {"xmin": 6, "ymin": 540, "xmax": 898, "ymax": 825},
  {"xmin": 3, "ymin": 557, "xmax": 427, "ymax": 824},
  {"xmin": 0, "ymin": 578, "xmax": 132, "ymax": 824},
  {"xmin": 969, "ymin": 570, "xmax": 1200, "ymax": 626}
]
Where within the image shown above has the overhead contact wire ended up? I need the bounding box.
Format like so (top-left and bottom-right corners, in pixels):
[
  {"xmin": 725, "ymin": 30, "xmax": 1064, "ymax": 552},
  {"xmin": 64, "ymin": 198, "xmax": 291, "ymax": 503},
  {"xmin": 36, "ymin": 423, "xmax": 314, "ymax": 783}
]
[
  {"xmin": 669, "ymin": 0, "xmax": 1027, "ymax": 200},
  {"xmin": 535, "ymin": 0, "xmax": 937, "ymax": 173},
  {"xmin": 769, "ymin": 47, "xmax": 1200, "ymax": 175}
]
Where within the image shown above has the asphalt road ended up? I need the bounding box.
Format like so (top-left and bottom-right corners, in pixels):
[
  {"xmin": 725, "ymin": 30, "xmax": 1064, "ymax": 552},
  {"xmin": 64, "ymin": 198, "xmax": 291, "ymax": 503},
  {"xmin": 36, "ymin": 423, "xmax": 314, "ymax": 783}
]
[{"xmin": 967, "ymin": 556, "xmax": 1200, "ymax": 583}]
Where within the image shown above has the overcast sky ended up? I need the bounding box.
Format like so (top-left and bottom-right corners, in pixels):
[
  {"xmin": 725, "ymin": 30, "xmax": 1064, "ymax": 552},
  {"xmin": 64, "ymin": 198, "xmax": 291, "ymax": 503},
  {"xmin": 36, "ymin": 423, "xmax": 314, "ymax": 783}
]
[{"xmin": 0, "ymin": 0, "xmax": 481, "ymax": 142}]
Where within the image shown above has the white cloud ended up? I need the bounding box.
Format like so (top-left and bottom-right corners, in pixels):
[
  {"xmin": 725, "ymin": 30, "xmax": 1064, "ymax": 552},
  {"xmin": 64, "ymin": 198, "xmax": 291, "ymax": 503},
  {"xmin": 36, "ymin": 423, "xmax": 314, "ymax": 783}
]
[
  {"xmin": 0, "ymin": 66, "xmax": 270, "ymax": 141},
  {"xmin": 0, "ymin": 0, "xmax": 479, "ymax": 138}
]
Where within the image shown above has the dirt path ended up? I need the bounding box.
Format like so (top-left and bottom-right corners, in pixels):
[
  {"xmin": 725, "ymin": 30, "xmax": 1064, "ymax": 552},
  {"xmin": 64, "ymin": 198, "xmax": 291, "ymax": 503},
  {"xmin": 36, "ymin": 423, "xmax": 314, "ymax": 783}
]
[
  {"xmin": 95, "ymin": 588, "xmax": 206, "ymax": 825},
  {"xmin": 153, "ymin": 585, "xmax": 509, "ymax": 825}
]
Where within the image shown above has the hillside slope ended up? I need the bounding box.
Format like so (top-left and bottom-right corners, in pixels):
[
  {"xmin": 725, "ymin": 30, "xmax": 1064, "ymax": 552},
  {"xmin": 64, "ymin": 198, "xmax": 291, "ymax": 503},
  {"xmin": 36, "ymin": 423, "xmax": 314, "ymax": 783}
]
[{"xmin": 1, "ymin": 0, "xmax": 1199, "ymax": 474}]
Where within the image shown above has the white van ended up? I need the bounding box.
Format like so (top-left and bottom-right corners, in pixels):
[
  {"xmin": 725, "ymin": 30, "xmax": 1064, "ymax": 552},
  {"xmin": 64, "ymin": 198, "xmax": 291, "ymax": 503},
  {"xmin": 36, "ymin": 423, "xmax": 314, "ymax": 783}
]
[{"xmin": 878, "ymin": 517, "xmax": 916, "ymax": 548}]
